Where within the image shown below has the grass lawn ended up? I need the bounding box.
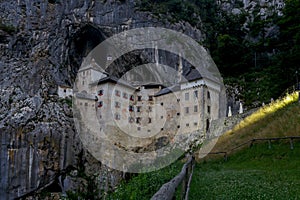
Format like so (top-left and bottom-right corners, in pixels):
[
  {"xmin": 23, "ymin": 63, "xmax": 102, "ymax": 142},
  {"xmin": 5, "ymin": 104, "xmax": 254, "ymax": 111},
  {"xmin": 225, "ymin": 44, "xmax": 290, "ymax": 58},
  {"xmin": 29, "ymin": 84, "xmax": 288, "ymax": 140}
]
[{"xmin": 190, "ymin": 141, "xmax": 300, "ymax": 199}]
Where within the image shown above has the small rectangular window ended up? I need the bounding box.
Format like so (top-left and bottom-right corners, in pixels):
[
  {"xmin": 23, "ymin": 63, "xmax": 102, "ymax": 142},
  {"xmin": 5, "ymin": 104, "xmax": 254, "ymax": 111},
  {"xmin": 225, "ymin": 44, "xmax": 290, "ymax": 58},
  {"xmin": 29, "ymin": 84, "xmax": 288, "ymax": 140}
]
[
  {"xmin": 194, "ymin": 90, "xmax": 198, "ymax": 98},
  {"xmin": 115, "ymin": 113, "xmax": 120, "ymax": 120},
  {"xmin": 149, "ymin": 106, "xmax": 152, "ymax": 112},
  {"xmin": 207, "ymin": 91, "xmax": 210, "ymax": 99},
  {"xmin": 129, "ymin": 105, "xmax": 134, "ymax": 112},
  {"xmin": 185, "ymin": 107, "xmax": 189, "ymax": 114},
  {"xmin": 98, "ymin": 89, "xmax": 104, "ymax": 96},
  {"xmin": 115, "ymin": 102, "xmax": 121, "ymax": 108},
  {"xmin": 138, "ymin": 96, "xmax": 142, "ymax": 101},
  {"xmin": 137, "ymin": 106, "xmax": 141, "ymax": 112},
  {"xmin": 207, "ymin": 106, "xmax": 211, "ymax": 114},
  {"xmin": 136, "ymin": 117, "xmax": 141, "ymax": 124},
  {"xmin": 115, "ymin": 90, "xmax": 121, "ymax": 97},
  {"xmin": 194, "ymin": 105, "xmax": 198, "ymax": 112},
  {"xmin": 123, "ymin": 92, "xmax": 128, "ymax": 99},
  {"xmin": 148, "ymin": 118, "xmax": 152, "ymax": 123},
  {"xmin": 137, "ymin": 127, "xmax": 141, "ymax": 131},
  {"xmin": 130, "ymin": 95, "xmax": 135, "ymax": 101},
  {"xmin": 186, "ymin": 123, "xmax": 189, "ymax": 127},
  {"xmin": 148, "ymin": 95, "xmax": 153, "ymax": 101},
  {"xmin": 185, "ymin": 92, "xmax": 189, "ymax": 101},
  {"xmin": 129, "ymin": 117, "xmax": 134, "ymax": 123},
  {"xmin": 98, "ymin": 101, "xmax": 103, "ymax": 108},
  {"xmin": 194, "ymin": 122, "xmax": 198, "ymax": 126},
  {"xmin": 177, "ymin": 99, "xmax": 180, "ymax": 102}
]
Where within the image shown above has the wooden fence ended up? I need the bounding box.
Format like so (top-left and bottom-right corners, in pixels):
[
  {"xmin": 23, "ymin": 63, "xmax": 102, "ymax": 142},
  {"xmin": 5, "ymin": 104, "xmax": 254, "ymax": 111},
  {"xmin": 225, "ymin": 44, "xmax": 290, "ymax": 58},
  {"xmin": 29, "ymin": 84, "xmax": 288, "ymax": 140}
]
[
  {"xmin": 151, "ymin": 136, "xmax": 300, "ymax": 200},
  {"xmin": 151, "ymin": 155, "xmax": 195, "ymax": 200},
  {"xmin": 203, "ymin": 136, "xmax": 300, "ymax": 161}
]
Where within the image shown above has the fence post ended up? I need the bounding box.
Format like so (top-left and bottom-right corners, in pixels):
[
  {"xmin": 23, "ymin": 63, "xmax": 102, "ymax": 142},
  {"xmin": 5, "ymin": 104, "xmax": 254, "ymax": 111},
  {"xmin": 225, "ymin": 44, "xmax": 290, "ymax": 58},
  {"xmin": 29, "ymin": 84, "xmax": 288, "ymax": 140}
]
[
  {"xmin": 249, "ymin": 139, "xmax": 255, "ymax": 148},
  {"xmin": 290, "ymin": 138, "xmax": 294, "ymax": 150},
  {"xmin": 181, "ymin": 164, "xmax": 189, "ymax": 200},
  {"xmin": 224, "ymin": 152, "xmax": 228, "ymax": 162}
]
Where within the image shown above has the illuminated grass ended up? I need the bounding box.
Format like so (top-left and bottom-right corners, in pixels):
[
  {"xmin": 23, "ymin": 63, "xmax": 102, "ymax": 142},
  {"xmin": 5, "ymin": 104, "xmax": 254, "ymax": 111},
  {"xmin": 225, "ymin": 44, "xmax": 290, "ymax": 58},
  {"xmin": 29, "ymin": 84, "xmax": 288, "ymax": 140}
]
[
  {"xmin": 231, "ymin": 92, "xmax": 299, "ymax": 133},
  {"xmin": 211, "ymin": 92, "xmax": 300, "ymax": 154}
]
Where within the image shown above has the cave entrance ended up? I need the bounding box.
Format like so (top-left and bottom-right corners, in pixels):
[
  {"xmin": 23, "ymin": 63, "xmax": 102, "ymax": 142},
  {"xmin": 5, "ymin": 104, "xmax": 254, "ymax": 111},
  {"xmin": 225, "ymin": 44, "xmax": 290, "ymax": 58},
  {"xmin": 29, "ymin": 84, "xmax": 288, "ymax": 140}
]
[{"xmin": 69, "ymin": 24, "xmax": 107, "ymax": 80}]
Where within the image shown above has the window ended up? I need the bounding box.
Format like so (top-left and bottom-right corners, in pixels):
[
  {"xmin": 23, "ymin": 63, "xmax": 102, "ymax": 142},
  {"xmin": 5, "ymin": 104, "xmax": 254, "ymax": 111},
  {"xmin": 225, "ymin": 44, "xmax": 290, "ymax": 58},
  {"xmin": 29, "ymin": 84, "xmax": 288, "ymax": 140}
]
[
  {"xmin": 194, "ymin": 105, "xmax": 198, "ymax": 112},
  {"xmin": 177, "ymin": 99, "xmax": 180, "ymax": 102},
  {"xmin": 137, "ymin": 96, "xmax": 142, "ymax": 101},
  {"xmin": 194, "ymin": 122, "xmax": 198, "ymax": 126},
  {"xmin": 136, "ymin": 117, "xmax": 141, "ymax": 124},
  {"xmin": 85, "ymin": 102, "xmax": 88, "ymax": 106},
  {"xmin": 137, "ymin": 106, "xmax": 141, "ymax": 112},
  {"xmin": 130, "ymin": 95, "xmax": 135, "ymax": 101},
  {"xmin": 161, "ymin": 116, "xmax": 163, "ymax": 119},
  {"xmin": 98, "ymin": 89, "xmax": 104, "ymax": 96},
  {"xmin": 98, "ymin": 101, "xmax": 103, "ymax": 108},
  {"xmin": 123, "ymin": 92, "xmax": 128, "ymax": 99},
  {"xmin": 194, "ymin": 90, "xmax": 198, "ymax": 98},
  {"xmin": 82, "ymin": 81, "xmax": 84, "ymax": 85},
  {"xmin": 161, "ymin": 128, "xmax": 164, "ymax": 131},
  {"xmin": 207, "ymin": 91, "xmax": 210, "ymax": 99},
  {"xmin": 115, "ymin": 113, "xmax": 120, "ymax": 120},
  {"xmin": 185, "ymin": 107, "xmax": 189, "ymax": 114},
  {"xmin": 137, "ymin": 127, "xmax": 141, "ymax": 131},
  {"xmin": 148, "ymin": 95, "xmax": 153, "ymax": 101},
  {"xmin": 185, "ymin": 92, "xmax": 189, "ymax": 101},
  {"xmin": 129, "ymin": 105, "xmax": 134, "ymax": 112},
  {"xmin": 186, "ymin": 123, "xmax": 189, "ymax": 127},
  {"xmin": 161, "ymin": 102, "xmax": 164, "ymax": 106},
  {"xmin": 177, "ymin": 125, "xmax": 180, "ymax": 128},
  {"xmin": 206, "ymin": 119, "xmax": 210, "ymax": 131},
  {"xmin": 207, "ymin": 106, "xmax": 211, "ymax": 114},
  {"xmin": 148, "ymin": 118, "xmax": 152, "ymax": 123},
  {"xmin": 149, "ymin": 106, "xmax": 152, "ymax": 112},
  {"xmin": 115, "ymin": 102, "xmax": 121, "ymax": 108},
  {"xmin": 63, "ymin": 89, "xmax": 66, "ymax": 93},
  {"xmin": 129, "ymin": 117, "xmax": 134, "ymax": 123},
  {"xmin": 177, "ymin": 112, "xmax": 180, "ymax": 116},
  {"xmin": 115, "ymin": 90, "xmax": 121, "ymax": 97}
]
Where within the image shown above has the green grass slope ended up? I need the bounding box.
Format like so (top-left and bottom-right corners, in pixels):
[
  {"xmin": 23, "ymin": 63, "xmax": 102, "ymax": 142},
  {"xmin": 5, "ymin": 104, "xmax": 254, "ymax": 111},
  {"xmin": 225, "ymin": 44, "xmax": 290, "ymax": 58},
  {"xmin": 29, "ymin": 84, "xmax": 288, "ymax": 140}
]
[
  {"xmin": 190, "ymin": 92, "xmax": 300, "ymax": 199},
  {"xmin": 190, "ymin": 141, "xmax": 300, "ymax": 199}
]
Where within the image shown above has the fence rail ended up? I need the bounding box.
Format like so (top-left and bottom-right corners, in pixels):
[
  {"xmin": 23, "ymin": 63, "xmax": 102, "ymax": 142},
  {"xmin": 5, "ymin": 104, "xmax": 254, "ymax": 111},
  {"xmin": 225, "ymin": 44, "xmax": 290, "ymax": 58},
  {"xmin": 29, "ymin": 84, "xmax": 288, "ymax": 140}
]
[
  {"xmin": 202, "ymin": 136, "xmax": 300, "ymax": 161},
  {"xmin": 151, "ymin": 156, "xmax": 195, "ymax": 200}
]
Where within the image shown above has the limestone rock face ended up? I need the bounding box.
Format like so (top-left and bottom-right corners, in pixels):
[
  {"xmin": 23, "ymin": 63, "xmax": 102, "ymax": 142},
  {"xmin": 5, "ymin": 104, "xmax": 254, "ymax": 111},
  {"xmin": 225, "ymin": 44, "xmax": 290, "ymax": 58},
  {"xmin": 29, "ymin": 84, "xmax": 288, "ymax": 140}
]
[{"xmin": 0, "ymin": 0, "xmax": 205, "ymax": 198}]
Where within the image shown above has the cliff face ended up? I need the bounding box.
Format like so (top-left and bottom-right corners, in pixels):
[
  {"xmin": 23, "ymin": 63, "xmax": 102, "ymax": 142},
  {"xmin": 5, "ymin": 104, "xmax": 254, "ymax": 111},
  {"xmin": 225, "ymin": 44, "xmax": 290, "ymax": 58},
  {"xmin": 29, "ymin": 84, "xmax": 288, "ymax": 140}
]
[{"xmin": 0, "ymin": 0, "xmax": 204, "ymax": 198}]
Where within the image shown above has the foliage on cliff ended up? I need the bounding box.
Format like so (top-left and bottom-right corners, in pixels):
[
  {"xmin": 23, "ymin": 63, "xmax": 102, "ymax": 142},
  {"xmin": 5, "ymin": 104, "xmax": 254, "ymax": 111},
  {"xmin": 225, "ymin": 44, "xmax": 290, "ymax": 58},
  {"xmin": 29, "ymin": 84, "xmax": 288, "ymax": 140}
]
[{"xmin": 138, "ymin": 0, "xmax": 300, "ymax": 106}]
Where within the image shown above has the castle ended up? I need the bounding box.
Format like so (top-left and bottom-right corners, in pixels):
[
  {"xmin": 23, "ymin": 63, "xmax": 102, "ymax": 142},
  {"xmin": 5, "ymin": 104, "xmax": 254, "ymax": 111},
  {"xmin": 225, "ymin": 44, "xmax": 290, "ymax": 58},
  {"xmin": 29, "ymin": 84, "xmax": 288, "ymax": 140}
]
[{"xmin": 73, "ymin": 57, "xmax": 223, "ymax": 140}]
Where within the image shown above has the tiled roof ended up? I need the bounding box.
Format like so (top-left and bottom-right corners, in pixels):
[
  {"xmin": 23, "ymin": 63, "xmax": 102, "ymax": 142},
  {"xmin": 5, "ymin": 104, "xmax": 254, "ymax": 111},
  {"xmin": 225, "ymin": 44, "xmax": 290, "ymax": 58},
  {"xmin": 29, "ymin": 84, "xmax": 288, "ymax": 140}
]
[
  {"xmin": 181, "ymin": 66, "xmax": 202, "ymax": 83},
  {"xmin": 97, "ymin": 76, "xmax": 136, "ymax": 89},
  {"xmin": 154, "ymin": 84, "xmax": 180, "ymax": 97}
]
